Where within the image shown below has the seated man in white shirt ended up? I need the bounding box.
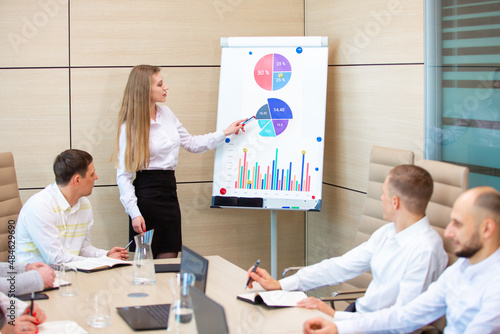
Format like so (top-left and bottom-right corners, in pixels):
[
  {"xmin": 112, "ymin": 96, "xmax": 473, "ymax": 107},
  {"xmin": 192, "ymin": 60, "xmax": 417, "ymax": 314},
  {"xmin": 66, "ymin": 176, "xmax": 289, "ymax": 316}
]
[
  {"xmin": 15, "ymin": 149, "xmax": 129, "ymax": 265},
  {"xmin": 304, "ymin": 186, "xmax": 500, "ymax": 334},
  {"xmin": 247, "ymin": 165, "xmax": 448, "ymax": 320}
]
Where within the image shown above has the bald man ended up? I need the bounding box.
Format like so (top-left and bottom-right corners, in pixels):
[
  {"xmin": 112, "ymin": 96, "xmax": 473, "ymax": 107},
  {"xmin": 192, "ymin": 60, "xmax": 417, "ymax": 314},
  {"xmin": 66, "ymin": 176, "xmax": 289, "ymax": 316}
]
[{"xmin": 304, "ymin": 186, "xmax": 500, "ymax": 334}]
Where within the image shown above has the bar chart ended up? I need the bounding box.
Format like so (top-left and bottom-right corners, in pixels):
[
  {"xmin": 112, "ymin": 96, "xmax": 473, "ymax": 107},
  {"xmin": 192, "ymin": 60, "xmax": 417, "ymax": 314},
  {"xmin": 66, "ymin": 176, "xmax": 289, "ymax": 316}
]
[{"xmin": 234, "ymin": 147, "xmax": 312, "ymax": 192}]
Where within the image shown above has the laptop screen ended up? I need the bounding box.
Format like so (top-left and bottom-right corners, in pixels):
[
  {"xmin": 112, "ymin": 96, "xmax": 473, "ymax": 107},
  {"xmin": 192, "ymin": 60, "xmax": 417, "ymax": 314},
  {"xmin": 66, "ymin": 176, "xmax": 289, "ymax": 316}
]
[
  {"xmin": 180, "ymin": 245, "xmax": 209, "ymax": 293},
  {"xmin": 191, "ymin": 287, "xmax": 229, "ymax": 334}
]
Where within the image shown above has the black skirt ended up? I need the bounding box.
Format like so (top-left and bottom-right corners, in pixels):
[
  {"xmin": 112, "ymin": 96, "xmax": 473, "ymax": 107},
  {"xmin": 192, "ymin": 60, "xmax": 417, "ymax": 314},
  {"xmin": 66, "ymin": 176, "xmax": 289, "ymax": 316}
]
[{"xmin": 129, "ymin": 170, "xmax": 182, "ymax": 256}]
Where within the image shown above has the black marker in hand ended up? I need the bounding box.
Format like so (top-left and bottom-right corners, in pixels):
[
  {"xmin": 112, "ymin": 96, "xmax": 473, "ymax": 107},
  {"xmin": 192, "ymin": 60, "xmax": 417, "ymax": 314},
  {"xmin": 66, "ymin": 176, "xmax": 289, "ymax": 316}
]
[{"xmin": 245, "ymin": 259, "xmax": 260, "ymax": 289}]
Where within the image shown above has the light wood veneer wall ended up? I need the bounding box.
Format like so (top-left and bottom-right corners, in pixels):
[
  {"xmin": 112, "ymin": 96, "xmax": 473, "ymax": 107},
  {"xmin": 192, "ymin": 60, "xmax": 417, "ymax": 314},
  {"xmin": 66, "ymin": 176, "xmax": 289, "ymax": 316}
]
[
  {"xmin": 305, "ymin": 0, "xmax": 425, "ymax": 295},
  {"xmin": 1, "ymin": 0, "xmax": 426, "ymax": 276},
  {"xmin": 0, "ymin": 0, "xmax": 305, "ymax": 272}
]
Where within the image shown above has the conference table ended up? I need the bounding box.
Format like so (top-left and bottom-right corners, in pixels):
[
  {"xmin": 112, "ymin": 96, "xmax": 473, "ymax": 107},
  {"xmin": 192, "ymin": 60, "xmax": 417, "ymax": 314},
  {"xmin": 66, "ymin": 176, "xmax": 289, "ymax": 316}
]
[{"xmin": 39, "ymin": 256, "xmax": 329, "ymax": 333}]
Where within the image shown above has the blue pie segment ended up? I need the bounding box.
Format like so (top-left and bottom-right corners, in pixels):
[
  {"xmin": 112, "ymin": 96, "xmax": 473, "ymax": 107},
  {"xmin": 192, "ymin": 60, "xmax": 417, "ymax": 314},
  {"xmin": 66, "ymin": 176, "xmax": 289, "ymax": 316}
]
[{"xmin": 255, "ymin": 99, "xmax": 293, "ymax": 137}]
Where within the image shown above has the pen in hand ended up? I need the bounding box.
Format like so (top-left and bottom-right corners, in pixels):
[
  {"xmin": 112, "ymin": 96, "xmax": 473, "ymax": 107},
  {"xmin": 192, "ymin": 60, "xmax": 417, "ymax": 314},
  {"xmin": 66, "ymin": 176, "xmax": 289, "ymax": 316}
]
[
  {"xmin": 245, "ymin": 259, "xmax": 260, "ymax": 289},
  {"xmin": 124, "ymin": 240, "xmax": 133, "ymax": 250},
  {"xmin": 30, "ymin": 292, "xmax": 34, "ymax": 315}
]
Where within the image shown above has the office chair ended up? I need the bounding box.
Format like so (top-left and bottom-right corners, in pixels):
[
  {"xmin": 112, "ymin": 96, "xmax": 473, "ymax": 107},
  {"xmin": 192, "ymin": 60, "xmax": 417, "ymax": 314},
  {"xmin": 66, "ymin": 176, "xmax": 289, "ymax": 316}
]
[
  {"xmin": 0, "ymin": 152, "xmax": 23, "ymax": 262},
  {"xmin": 413, "ymin": 159, "xmax": 469, "ymax": 333},
  {"xmin": 283, "ymin": 145, "xmax": 415, "ymax": 308}
]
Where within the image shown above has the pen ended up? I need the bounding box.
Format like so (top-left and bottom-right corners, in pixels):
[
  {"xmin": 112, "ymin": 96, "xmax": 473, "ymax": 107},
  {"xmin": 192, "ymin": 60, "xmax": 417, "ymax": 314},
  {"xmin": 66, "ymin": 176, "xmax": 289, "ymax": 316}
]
[
  {"xmin": 245, "ymin": 259, "xmax": 260, "ymax": 289},
  {"xmin": 30, "ymin": 292, "xmax": 34, "ymax": 315},
  {"xmin": 124, "ymin": 240, "xmax": 133, "ymax": 250},
  {"xmin": 241, "ymin": 116, "xmax": 255, "ymax": 125}
]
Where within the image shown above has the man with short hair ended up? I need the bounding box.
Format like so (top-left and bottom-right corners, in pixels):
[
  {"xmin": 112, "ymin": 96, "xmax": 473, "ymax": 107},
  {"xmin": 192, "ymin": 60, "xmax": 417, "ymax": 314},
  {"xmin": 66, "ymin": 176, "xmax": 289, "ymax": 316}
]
[
  {"xmin": 15, "ymin": 149, "xmax": 128, "ymax": 264},
  {"xmin": 303, "ymin": 186, "xmax": 500, "ymax": 334},
  {"xmin": 248, "ymin": 165, "xmax": 448, "ymax": 320}
]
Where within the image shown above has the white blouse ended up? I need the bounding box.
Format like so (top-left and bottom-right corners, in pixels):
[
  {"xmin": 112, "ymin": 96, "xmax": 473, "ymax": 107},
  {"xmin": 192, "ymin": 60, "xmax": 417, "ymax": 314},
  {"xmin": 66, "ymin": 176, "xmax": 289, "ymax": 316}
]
[{"xmin": 117, "ymin": 105, "xmax": 225, "ymax": 219}]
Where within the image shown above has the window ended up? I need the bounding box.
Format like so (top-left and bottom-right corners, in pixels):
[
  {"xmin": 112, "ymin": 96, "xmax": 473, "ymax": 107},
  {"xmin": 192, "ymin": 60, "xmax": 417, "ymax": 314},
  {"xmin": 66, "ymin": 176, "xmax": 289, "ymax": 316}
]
[{"xmin": 425, "ymin": 0, "xmax": 500, "ymax": 190}]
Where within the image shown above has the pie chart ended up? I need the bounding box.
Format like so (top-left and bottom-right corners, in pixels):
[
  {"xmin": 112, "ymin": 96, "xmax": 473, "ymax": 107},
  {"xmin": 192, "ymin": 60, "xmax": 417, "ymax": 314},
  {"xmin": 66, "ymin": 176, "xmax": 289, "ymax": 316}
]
[
  {"xmin": 254, "ymin": 53, "xmax": 292, "ymax": 91},
  {"xmin": 256, "ymin": 98, "xmax": 293, "ymax": 137}
]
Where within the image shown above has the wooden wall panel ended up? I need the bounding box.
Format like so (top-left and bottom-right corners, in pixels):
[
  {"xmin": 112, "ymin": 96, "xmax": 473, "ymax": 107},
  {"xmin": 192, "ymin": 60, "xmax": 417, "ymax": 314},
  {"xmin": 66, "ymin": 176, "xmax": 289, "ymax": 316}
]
[
  {"xmin": 179, "ymin": 183, "xmax": 304, "ymax": 272},
  {"xmin": 87, "ymin": 186, "xmax": 129, "ymax": 250},
  {"xmin": 302, "ymin": 0, "xmax": 425, "ymax": 298},
  {"xmin": 307, "ymin": 184, "xmax": 364, "ymax": 263},
  {"xmin": 2, "ymin": 0, "xmax": 306, "ymax": 272},
  {"xmin": 307, "ymin": 0, "xmax": 423, "ymax": 65},
  {"xmin": 3, "ymin": 0, "xmax": 427, "ymax": 277},
  {"xmin": 70, "ymin": 0, "xmax": 304, "ymax": 67},
  {"xmin": 305, "ymin": 184, "xmax": 365, "ymax": 298},
  {"xmin": 70, "ymin": 67, "xmax": 130, "ymax": 185},
  {"xmin": 0, "ymin": 0, "xmax": 68, "ymax": 67},
  {"xmin": 322, "ymin": 65, "xmax": 424, "ymax": 192},
  {"xmin": 0, "ymin": 68, "xmax": 70, "ymax": 188},
  {"xmin": 70, "ymin": 67, "xmax": 223, "ymax": 185},
  {"xmin": 154, "ymin": 67, "xmax": 222, "ymax": 182}
]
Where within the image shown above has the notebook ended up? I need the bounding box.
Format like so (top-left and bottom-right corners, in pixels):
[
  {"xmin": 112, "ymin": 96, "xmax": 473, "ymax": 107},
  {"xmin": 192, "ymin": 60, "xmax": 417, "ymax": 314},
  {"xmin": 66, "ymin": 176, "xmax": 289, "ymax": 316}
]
[
  {"xmin": 191, "ymin": 287, "xmax": 229, "ymax": 334},
  {"xmin": 237, "ymin": 290, "xmax": 308, "ymax": 307},
  {"xmin": 116, "ymin": 245, "xmax": 209, "ymax": 330}
]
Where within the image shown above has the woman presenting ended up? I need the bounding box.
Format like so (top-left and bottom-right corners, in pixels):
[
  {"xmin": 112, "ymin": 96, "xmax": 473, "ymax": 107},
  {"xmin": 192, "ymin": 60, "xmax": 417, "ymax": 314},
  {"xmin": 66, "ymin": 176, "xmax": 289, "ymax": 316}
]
[{"xmin": 113, "ymin": 65, "xmax": 244, "ymax": 259}]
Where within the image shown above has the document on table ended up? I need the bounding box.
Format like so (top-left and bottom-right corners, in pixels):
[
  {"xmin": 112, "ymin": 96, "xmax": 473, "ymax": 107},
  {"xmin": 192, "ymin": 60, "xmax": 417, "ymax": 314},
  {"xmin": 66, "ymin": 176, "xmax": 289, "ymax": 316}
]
[
  {"xmin": 65, "ymin": 257, "xmax": 131, "ymax": 272},
  {"xmin": 38, "ymin": 320, "xmax": 87, "ymax": 333},
  {"xmin": 53, "ymin": 277, "xmax": 70, "ymax": 288},
  {"xmin": 237, "ymin": 290, "xmax": 307, "ymax": 307}
]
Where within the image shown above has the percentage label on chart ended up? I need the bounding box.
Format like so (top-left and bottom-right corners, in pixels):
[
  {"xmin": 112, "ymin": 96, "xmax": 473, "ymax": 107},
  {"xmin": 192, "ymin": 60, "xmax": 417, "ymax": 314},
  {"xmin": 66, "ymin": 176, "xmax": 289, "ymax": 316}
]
[{"xmin": 254, "ymin": 53, "xmax": 292, "ymax": 91}]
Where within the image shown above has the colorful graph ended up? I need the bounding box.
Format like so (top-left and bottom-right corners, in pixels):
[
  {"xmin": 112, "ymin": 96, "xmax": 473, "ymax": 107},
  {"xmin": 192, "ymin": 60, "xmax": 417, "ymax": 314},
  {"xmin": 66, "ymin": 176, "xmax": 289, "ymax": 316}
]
[
  {"xmin": 234, "ymin": 148, "xmax": 312, "ymax": 192},
  {"xmin": 256, "ymin": 98, "xmax": 293, "ymax": 137},
  {"xmin": 254, "ymin": 53, "xmax": 292, "ymax": 91}
]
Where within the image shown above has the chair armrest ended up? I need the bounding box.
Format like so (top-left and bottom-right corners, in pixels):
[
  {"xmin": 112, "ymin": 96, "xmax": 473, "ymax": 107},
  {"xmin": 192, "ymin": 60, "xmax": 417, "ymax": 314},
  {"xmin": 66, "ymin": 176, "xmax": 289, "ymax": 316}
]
[
  {"xmin": 282, "ymin": 266, "xmax": 304, "ymax": 278},
  {"xmin": 330, "ymin": 289, "xmax": 367, "ymax": 297},
  {"xmin": 320, "ymin": 289, "xmax": 366, "ymax": 302},
  {"xmin": 320, "ymin": 289, "xmax": 366, "ymax": 309}
]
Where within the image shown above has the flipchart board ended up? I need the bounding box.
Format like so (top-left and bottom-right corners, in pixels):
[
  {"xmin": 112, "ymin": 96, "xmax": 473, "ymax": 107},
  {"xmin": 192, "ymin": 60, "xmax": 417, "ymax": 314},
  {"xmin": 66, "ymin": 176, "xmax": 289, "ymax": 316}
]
[{"xmin": 211, "ymin": 36, "xmax": 328, "ymax": 211}]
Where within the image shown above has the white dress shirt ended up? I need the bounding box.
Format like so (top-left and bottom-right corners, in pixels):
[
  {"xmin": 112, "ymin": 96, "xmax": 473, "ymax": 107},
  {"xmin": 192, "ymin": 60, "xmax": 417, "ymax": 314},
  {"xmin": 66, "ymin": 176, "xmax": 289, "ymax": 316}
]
[
  {"xmin": 279, "ymin": 217, "xmax": 448, "ymax": 320},
  {"xmin": 117, "ymin": 104, "xmax": 225, "ymax": 219},
  {"xmin": 15, "ymin": 183, "xmax": 108, "ymax": 265},
  {"xmin": 336, "ymin": 247, "xmax": 500, "ymax": 334}
]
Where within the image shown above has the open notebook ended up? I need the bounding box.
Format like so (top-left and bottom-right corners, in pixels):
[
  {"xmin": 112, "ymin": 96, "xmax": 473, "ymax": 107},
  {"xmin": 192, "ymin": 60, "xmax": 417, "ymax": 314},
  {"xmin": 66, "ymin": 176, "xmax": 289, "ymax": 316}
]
[
  {"xmin": 65, "ymin": 257, "xmax": 131, "ymax": 273},
  {"xmin": 237, "ymin": 290, "xmax": 307, "ymax": 307}
]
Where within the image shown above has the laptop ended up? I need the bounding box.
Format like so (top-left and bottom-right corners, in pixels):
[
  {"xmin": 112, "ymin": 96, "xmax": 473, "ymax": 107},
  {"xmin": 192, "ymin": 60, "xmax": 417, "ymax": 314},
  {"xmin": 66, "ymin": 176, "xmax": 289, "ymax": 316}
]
[
  {"xmin": 154, "ymin": 263, "xmax": 181, "ymax": 273},
  {"xmin": 191, "ymin": 287, "xmax": 229, "ymax": 334},
  {"xmin": 180, "ymin": 245, "xmax": 209, "ymax": 293},
  {"xmin": 116, "ymin": 303, "xmax": 170, "ymax": 330},
  {"xmin": 116, "ymin": 245, "xmax": 209, "ymax": 330}
]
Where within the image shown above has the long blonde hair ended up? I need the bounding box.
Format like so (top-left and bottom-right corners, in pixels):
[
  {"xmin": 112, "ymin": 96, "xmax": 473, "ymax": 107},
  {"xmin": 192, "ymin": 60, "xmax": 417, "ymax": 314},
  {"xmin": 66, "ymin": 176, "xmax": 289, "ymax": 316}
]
[{"xmin": 112, "ymin": 65, "xmax": 160, "ymax": 172}]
